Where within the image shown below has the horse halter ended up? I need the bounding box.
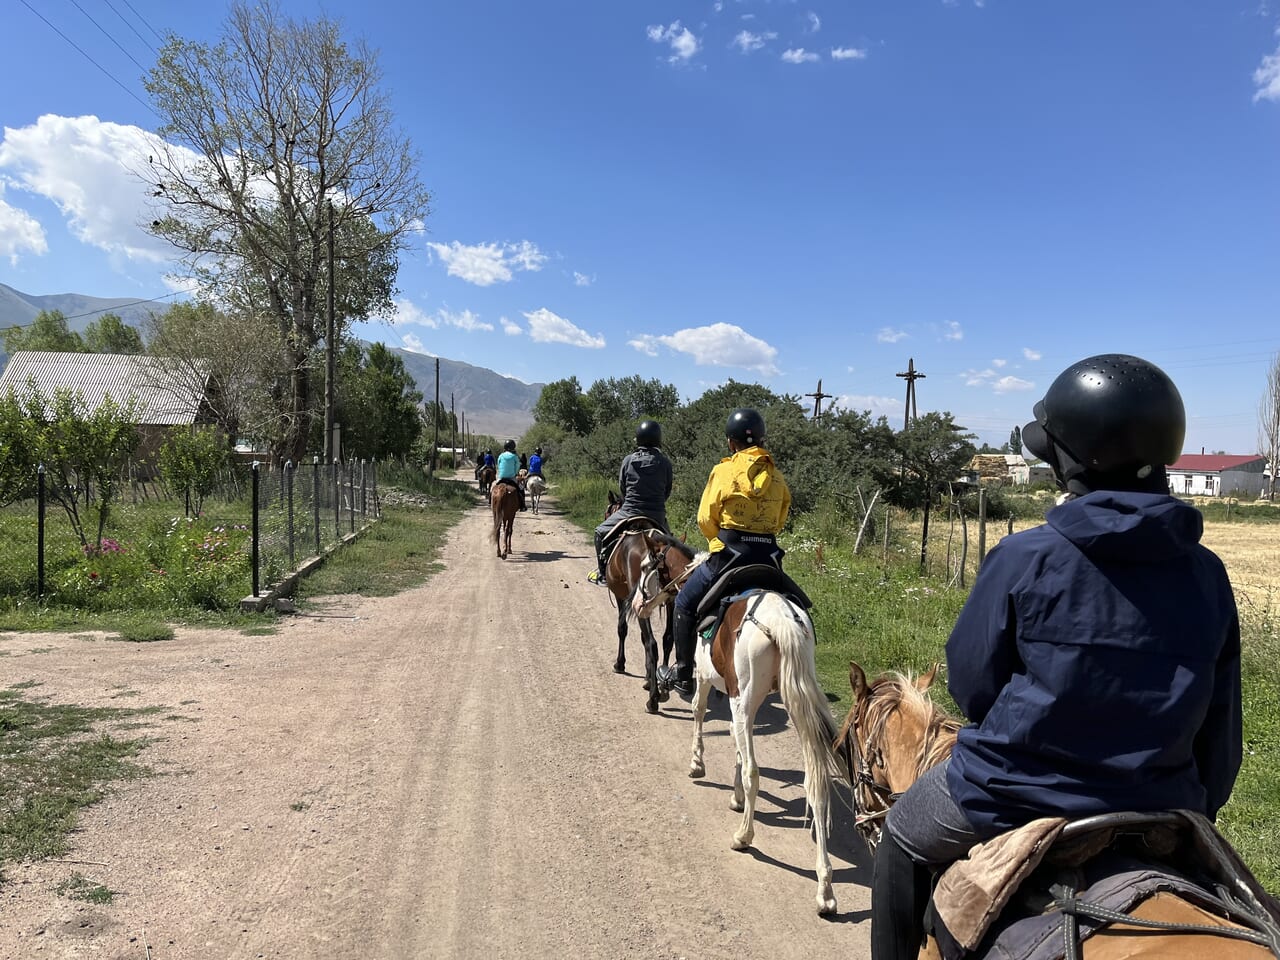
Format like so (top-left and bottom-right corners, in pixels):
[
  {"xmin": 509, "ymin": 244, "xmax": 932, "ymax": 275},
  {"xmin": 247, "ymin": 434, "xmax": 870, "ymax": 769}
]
[{"xmin": 842, "ymin": 695, "xmax": 905, "ymax": 856}]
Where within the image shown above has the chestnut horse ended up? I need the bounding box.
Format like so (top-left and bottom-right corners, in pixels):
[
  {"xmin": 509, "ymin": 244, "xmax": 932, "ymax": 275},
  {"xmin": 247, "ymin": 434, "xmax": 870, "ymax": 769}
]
[
  {"xmin": 490, "ymin": 482, "xmax": 518, "ymax": 559},
  {"xmin": 632, "ymin": 539, "xmax": 844, "ymax": 916},
  {"xmin": 834, "ymin": 662, "xmax": 1280, "ymax": 958}
]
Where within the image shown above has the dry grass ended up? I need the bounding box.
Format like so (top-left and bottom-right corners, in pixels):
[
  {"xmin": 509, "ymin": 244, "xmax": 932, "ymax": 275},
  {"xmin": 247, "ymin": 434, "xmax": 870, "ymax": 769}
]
[{"xmin": 1199, "ymin": 524, "xmax": 1280, "ymax": 619}]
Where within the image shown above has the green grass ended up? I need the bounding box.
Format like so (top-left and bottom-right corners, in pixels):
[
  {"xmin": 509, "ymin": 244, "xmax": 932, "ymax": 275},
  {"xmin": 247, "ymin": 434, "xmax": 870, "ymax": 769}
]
[
  {"xmin": 295, "ymin": 476, "xmax": 475, "ymax": 600},
  {"xmin": 0, "ymin": 686, "xmax": 156, "ymax": 880},
  {"xmin": 54, "ymin": 872, "xmax": 116, "ymax": 904},
  {"xmin": 111, "ymin": 617, "xmax": 175, "ymax": 643},
  {"xmin": 546, "ymin": 475, "xmax": 615, "ymax": 532}
]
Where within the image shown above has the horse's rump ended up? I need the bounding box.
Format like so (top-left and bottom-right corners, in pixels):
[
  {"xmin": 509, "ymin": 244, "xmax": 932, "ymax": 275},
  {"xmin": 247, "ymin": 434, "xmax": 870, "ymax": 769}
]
[{"xmin": 527, "ymin": 475, "xmax": 546, "ymax": 494}]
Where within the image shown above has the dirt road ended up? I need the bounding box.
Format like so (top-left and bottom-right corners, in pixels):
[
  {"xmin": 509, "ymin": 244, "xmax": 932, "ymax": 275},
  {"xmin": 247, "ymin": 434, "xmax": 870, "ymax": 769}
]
[{"xmin": 0, "ymin": 492, "xmax": 872, "ymax": 959}]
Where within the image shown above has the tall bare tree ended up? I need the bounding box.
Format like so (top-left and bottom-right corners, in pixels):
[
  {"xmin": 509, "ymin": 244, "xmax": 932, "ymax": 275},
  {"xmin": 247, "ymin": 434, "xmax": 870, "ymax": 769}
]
[
  {"xmin": 142, "ymin": 1, "xmax": 430, "ymax": 461},
  {"xmin": 1259, "ymin": 352, "xmax": 1280, "ymax": 502}
]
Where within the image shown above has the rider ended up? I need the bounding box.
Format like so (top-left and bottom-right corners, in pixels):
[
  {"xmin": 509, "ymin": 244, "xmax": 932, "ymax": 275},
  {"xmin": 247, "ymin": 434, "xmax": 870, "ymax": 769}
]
[
  {"xmin": 870, "ymin": 355, "xmax": 1242, "ymax": 960},
  {"xmin": 588, "ymin": 420, "xmax": 674, "ymax": 585},
  {"xmin": 527, "ymin": 447, "xmax": 545, "ymax": 478},
  {"xmin": 658, "ymin": 408, "xmax": 790, "ymax": 698},
  {"xmin": 494, "ymin": 439, "xmax": 527, "ymax": 511}
]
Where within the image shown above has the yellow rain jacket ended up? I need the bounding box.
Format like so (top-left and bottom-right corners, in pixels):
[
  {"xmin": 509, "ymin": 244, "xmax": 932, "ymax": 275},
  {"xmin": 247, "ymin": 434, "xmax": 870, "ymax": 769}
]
[{"xmin": 697, "ymin": 446, "xmax": 791, "ymax": 553}]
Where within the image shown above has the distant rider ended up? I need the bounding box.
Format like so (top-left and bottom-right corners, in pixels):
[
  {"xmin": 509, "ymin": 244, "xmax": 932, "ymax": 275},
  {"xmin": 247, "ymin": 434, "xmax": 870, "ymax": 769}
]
[
  {"xmin": 588, "ymin": 420, "xmax": 673, "ymax": 585},
  {"xmin": 527, "ymin": 447, "xmax": 545, "ymax": 478}
]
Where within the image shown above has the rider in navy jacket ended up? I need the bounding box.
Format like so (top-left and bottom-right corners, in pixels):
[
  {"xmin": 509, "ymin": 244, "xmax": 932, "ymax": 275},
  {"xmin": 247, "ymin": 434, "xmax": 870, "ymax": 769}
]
[{"xmin": 871, "ymin": 354, "xmax": 1242, "ymax": 960}]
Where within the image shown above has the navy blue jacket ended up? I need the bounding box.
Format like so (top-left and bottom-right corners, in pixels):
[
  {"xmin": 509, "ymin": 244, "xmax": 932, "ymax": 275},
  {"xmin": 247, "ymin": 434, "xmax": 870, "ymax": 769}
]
[{"xmin": 947, "ymin": 491, "xmax": 1241, "ymax": 832}]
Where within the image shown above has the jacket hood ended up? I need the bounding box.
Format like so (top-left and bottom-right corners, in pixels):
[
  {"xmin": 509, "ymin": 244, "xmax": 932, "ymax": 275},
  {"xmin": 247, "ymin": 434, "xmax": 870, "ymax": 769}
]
[
  {"xmin": 728, "ymin": 447, "xmax": 775, "ymax": 499},
  {"xmin": 1046, "ymin": 491, "xmax": 1203, "ymax": 562}
]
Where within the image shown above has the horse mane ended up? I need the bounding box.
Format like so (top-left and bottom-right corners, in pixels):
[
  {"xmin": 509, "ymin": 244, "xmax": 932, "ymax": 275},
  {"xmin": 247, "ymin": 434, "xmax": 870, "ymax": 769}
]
[
  {"xmin": 863, "ymin": 672, "xmax": 961, "ymax": 778},
  {"xmin": 646, "ymin": 530, "xmax": 695, "ymax": 559}
]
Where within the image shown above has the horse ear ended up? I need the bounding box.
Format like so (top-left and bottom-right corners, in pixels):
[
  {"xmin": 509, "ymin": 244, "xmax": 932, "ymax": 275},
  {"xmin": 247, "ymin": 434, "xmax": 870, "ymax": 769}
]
[
  {"xmin": 916, "ymin": 662, "xmax": 940, "ymax": 693},
  {"xmin": 848, "ymin": 661, "xmax": 868, "ymax": 705}
]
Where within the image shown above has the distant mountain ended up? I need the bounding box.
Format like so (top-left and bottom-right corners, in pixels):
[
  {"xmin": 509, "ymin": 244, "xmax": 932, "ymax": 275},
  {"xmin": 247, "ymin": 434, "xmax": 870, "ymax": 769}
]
[
  {"xmin": 0, "ymin": 284, "xmax": 545, "ymax": 440},
  {"xmin": 390, "ymin": 347, "xmax": 544, "ymax": 441}
]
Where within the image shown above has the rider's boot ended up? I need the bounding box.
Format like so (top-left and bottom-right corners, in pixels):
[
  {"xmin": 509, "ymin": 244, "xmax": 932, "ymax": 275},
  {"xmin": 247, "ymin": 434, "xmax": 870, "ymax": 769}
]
[
  {"xmin": 659, "ymin": 607, "xmax": 697, "ymax": 698},
  {"xmin": 588, "ymin": 533, "xmax": 608, "ymax": 585}
]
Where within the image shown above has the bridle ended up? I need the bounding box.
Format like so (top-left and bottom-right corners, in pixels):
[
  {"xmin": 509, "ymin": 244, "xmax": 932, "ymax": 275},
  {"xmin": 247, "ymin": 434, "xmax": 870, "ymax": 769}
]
[{"xmin": 839, "ymin": 686, "xmax": 906, "ymax": 855}]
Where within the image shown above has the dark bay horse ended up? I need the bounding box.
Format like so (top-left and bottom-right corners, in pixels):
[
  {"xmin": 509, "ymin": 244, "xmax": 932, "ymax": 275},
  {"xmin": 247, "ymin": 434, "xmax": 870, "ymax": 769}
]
[
  {"xmin": 835, "ymin": 662, "xmax": 1280, "ymax": 956},
  {"xmin": 490, "ymin": 482, "xmax": 518, "ymax": 559},
  {"xmin": 478, "ymin": 464, "xmax": 495, "ymax": 494}
]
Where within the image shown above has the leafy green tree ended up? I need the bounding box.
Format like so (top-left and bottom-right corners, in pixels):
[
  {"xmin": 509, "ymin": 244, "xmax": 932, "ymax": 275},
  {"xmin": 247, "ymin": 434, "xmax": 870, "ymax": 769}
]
[
  {"xmin": 893, "ymin": 412, "xmax": 977, "ymax": 508},
  {"xmin": 0, "ymin": 391, "xmax": 37, "ymax": 505},
  {"xmin": 1009, "ymin": 425, "xmax": 1022, "ymax": 456},
  {"xmin": 329, "ymin": 342, "xmax": 423, "ymax": 460},
  {"xmin": 159, "ymin": 427, "xmax": 232, "ymax": 516},
  {"xmin": 422, "ymin": 400, "xmax": 457, "ymax": 435},
  {"xmin": 83, "ymin": 313, "xmax": 144, "ymax": 354},
  {"xmin": 586, "ymin": 375, "xmax": 681, "ymax": 429},
  {"xmin": 3, "ymin": 310, "xmax": 85, "ymax": 354},
  {"xmin": 13, "ymin": 386, "xmax": 140, "ymax": 549},
  {"xmin": 143, "ymin": 2, "xmax": 431, "ymax": 463},
  {"xmin": 533, "ymin": 376, "xmax": 594, "ymax": 435}
]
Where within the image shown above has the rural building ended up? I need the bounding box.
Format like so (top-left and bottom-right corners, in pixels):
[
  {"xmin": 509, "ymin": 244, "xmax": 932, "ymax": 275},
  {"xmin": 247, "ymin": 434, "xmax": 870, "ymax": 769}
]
[
  {"xmin": 967, "ymin": 453, "xmax": 1030, "ymax": 486},
  {"xmin": 0, "ymin": 350, "xmax": 214, "ymax": 464},
  {"xmin": 1166, "ymin": 454, "xmax": 1268, "ymax": 498}
]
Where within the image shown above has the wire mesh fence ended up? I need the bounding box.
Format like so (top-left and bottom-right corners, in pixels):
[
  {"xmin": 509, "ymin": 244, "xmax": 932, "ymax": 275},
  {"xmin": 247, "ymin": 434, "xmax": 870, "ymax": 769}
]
[{"xmin": 0, "ymin": 459, "xmax": 380, "ymax": 607}]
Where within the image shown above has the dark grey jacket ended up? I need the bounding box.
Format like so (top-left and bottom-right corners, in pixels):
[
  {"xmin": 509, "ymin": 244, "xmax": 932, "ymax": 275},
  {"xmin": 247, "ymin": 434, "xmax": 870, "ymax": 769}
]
[{"xmin": 615, "ymin": 446, "xmax": 673, "ymax": 531}]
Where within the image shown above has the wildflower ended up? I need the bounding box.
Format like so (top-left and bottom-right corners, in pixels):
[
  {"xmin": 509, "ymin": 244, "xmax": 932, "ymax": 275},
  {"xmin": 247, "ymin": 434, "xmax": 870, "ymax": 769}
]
[{"xmin": 88, "ymin": 571, "xmax": 99, "ymax": 580}]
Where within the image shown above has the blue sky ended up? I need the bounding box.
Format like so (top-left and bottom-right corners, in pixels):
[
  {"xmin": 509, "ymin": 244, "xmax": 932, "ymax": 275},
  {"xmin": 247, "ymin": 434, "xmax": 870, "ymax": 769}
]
[{"xmin": 1, "ymin": 1, "xmax": 1278, "ymax": 454}]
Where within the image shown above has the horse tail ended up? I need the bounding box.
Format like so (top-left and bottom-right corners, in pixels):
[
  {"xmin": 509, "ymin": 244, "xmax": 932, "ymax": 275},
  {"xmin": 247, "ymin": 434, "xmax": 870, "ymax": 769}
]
[{"xmin": 764, "ymin": 593, "xmax": 841, "ymax": 828}]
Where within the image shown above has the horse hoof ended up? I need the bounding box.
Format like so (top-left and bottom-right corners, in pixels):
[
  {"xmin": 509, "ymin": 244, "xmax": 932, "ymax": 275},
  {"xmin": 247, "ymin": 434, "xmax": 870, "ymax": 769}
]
[
  {"xmin": 689, "ymin": 765, "xmax": 705, "ymax": 779},
  {"xmin": 642, "ymin": 679, "xmax": 650, "ymax": 691},
  {"xmin": 613, "ymin": 663, "xmax": 626, "ymax": 675},
  {"xmin": 817, "ymin": 892, "xmax": 838, "ymax": 916},
  {"xmin": 645, "ymin": 701, "xmax": 659, "ymax": 715},
  {"xmin": 730, "ymin": 835, "xmax": 752, "ymax": 851},
  {"xmin": 729, "ymin": 800, "xmax": 745, "ymax": 813}
]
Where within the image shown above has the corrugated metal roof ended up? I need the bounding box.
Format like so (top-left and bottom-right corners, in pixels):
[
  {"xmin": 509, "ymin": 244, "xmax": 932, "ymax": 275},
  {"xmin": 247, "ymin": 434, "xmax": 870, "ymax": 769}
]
[
  {"xmin": 0, "ymin": 351, "xmax": 209, "ymax": 426},
  {"xmin": 1168, "ymin": 454, "xmax": 1266, "ymax": 473}
]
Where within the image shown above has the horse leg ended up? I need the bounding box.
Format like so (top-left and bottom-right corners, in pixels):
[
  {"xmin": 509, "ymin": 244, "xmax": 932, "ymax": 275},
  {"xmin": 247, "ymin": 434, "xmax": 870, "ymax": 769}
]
[
  {"xmin": 641, "ymin": 618, "xmax": 661, "ymax": 714},
  {"xmin": 660, "ymin": 599, "xmax": 674, "ymax": 671},
  {"xmin": 614, "ymin": 602, "xmax": 627, "ymax": 675},
  {"xmin": 689, "ymin": 677, "xmax": 711, "ymax": 778},
  {"xmin": 729, "ymin": 686, "xmax": 767, "ymax": 851}
]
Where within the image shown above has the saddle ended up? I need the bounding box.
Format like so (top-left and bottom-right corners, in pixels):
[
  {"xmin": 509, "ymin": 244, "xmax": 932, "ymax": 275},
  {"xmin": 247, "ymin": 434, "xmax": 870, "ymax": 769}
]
[
  {"xmin": 694, "ymin": 563, "xmax": 813, "ymax": 636},
  {"xmin": 600, "ymin": 515, "xmax": 663, "ymax": 564},
  {"xmin": 928, "ymin": 810, "xmax": 1280, "ymax": 959}
]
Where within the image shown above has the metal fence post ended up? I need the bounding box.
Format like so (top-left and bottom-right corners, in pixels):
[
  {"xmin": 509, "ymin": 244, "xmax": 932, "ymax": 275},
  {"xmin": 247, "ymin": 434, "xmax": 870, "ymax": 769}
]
[
  {"xmin": 37, "ymin": 464, "xmax": 46, "ymax": 600},
  {"xmin": 286, "ymin": 460, "xmax": 295, "ymax": 570},
  {"xmin": 312, "ymin": 456, "xmax": 321, "ymax": 556},
  {"xmin": 251, "ymin": 461, "xmax": 261, "ymax": 598},
  {"xmin": 333, "ymin": 459, "xmax": 341, "ymax": 539},
  {"xmin": 349, "ymin": 463, "xmax": 356, "ymax": 534},
  {"xmin": 360, "ymin": 459, "xmax": 367, "ymax": 518},
  {"xmin": 372, "ymin": 460, "xmax": 378, "ymax": 517}
]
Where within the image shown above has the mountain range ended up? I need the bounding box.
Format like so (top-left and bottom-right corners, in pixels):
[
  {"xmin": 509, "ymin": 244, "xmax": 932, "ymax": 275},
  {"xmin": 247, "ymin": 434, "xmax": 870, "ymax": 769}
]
[{"xmin": 0, "ymin": 283, "xmax": 543, "ymax": 439}]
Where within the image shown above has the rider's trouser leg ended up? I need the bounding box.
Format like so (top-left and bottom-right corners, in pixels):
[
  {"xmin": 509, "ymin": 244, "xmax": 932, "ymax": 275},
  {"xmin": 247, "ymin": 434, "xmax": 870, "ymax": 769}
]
[{"xmin": 871, "ymin": 832, "xmax": 931, "ymax": 960}]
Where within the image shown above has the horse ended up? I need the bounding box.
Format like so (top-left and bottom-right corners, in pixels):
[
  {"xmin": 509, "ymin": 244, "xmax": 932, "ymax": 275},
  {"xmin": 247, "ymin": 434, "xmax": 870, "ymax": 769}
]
[
  {"xmin": 478, "ymin": 464, "xmax": 495, "ymax": 494},
  {"xmin": 526, "ymin": 474, "xmax": 547, "ymax": 514},
  {"xmin": 631, "ymin": 540, "xmax": 844, "ymax": 916},
  {"xmin": 490, "ymin": 482, "xmax": 518, "ymax": 559},
  {"xmin": 834, "ymin": 661, "xmax": 1280, "ymax": 958}
]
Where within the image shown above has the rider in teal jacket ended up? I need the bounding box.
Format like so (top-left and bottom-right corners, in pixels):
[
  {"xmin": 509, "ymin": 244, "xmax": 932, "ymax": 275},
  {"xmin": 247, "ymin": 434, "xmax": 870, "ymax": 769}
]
[{"xmin": 494, "ymin": 440, "xmax": 526, "ymax": 511}]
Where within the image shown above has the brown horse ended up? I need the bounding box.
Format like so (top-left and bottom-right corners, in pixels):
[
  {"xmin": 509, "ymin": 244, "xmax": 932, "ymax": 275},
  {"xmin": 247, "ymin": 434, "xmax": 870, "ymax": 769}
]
[
  {"xmin": 490, "ymin": 482, "xmax": 518, "ymax": 559},
  {"xmin": 478, "ymin": 464, "xmax": 495, "ymax": 494},
  {"xmin": 835, "ymin": 662, "xmax": 1280, "ymax": 958}
]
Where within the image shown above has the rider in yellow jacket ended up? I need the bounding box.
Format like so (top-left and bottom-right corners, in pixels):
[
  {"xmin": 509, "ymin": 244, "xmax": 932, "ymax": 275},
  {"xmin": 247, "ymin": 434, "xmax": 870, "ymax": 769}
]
[{"xmin": 659, "ymin": 408, "xmax": 790, "ymax": 697}]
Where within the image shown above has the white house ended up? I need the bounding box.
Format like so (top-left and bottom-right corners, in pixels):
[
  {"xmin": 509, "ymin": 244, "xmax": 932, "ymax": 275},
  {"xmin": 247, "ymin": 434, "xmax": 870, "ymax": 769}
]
[{"xmin": 1166, "ymin": 454, "xmax": 1268, "ymax": 498}]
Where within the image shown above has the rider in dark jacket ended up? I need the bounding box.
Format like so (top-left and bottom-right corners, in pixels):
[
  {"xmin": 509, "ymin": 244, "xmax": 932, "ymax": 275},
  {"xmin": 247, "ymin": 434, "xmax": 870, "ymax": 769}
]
[
  {"xmin": 871, "ymin": 355, "xmax": 1242, "ymax": 960},
  {"xmin": 589, "ymin": 420, "xmax": 673, "ymax": 584}
]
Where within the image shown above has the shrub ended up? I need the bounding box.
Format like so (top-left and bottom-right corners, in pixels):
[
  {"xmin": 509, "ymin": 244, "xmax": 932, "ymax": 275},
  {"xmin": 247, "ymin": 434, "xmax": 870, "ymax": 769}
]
[{"xmin": 158, "ymin": 428, "xmax": 232, "ymax": 516}]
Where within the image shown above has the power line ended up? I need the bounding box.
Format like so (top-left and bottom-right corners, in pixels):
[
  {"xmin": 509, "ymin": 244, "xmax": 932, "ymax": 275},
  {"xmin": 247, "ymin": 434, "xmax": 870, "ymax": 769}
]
[
  {"xmin": 100, "ymin": 0, "xmax": 158, "ymax": 55},
  {"xmin": 68, "ymin": 0, "xmax": 150, "ymax": 74},
  {"xmin": 15, "ymin": 0, "xmax": 158, "ymax": 119},
  {"xmin": 118, "ymin": 0, "xmax": 165, "ymax": 43},
  {"xmin": 1, "ymin": 291, "xmax": 186, "ymax": 331}
]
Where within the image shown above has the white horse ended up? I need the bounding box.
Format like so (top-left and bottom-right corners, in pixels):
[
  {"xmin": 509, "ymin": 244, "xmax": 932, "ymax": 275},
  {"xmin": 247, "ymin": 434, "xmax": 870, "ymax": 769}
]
[
  {"xmin": 637, "ymin": 545, "xmax": 842, "ymax": 915},
  {"xmin": 526, "ymin": 474, "xmax": 547, "ymax": 514}
]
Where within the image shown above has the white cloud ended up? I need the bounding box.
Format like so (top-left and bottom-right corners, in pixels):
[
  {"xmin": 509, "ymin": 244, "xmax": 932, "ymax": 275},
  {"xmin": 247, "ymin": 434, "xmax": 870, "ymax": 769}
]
[
  {"xmin": 392, "ymin": 297, "xmax": 437, "ymax": 327},
  {"xmin": 833, "ymin": 393, "xmax": 901, "ymax": 419},
  {"xmin": 573, "ymin": 271, "xmax": 594, "ymax": 286},
  {"xmin": 426, "ymin": 240, "xmax": 547, "ymax": 286},
  {"xmin": 647, "ymin": 21, "xmax": 700, "ymax": 63},
  {"xmin": 806, "ymin": 11, "xmax": 821, "ymax": 32},
  {"xmin": 732, "ymin": 30, "xmax": 777, "ymax": 53},
  {"xmin": 161, "ymin": 274, "xmax": 201, "ymax": 295},
  {"xmin": 965, "ymin": 368, "xmax": 998, "ymax": 387},
  {"xmin": 500, "ymin": 316, "xmax": 523, "ymax": 336},
  {"xmin": 0, "ymin": 114, "xmax": 188, "ymax": 264},
  {"xmin": 628, "ymin": 322, "xmax": 779, "ymax": 375},
  {"xmin": 1256, "ymin": 34, "xmax": 1280, "ymax": 101},
  {"xmin": 782, "ymin": 48, "xmax": 820, "ymax": 63},
  {"xmin": 438, "ymin": 308, "xmax": 493, "ymax": 332},
  {"xmin": 714, "ymin": 0, "xmax": 723, "ymax": 10},
  {"xmin": 0, "ymin": 184, "xmax": 47, "ymax": 264},
  {"xmin": 877, "ymin": 327, "xmax": 908, "ymax": 343},
  {"xmin": 401, "ymin": 333, "xmax": 434, "ymax": 355},
  {"xmin": 992, "ymin": 358, "xmax": 1007, "ymax": 368},
  {"xmin": 993, "ymin": 376, "xmax": 1035, "ymax": 393},
  {"xmin": 523, "ymin": 307, "xmax": 606, "ymax": 348},
  {"xmin": 831, "ymin": 46, "xmax": 868, "ymax": 60},
  {"xmin": 1022, "ymin": 347, "xmax": 1042, "ymax": 361},
  {"xmin": 943, "ymin": 321, "xmax": 963, "ymax": 341}
]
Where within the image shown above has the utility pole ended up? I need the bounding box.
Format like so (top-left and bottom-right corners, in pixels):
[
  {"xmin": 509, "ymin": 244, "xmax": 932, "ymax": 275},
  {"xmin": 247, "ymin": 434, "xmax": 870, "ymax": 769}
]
[
  {"xmin": 431, "ymin": 357, "xmax": 440, "ymax": 473},
  {"xmin": 805, "ymin": 378, "xmax": 832, "ymax": 419},
  {"xmin": 896, "ymin": 357, "xmax": 925, "ymax": 430},
  {"xmin": 323, "ymin": 199, "xmax": 337, "ymax": 461},
  {"xmin": 451, "ymin": 392, "xmax": 456, "ymax": 469}
]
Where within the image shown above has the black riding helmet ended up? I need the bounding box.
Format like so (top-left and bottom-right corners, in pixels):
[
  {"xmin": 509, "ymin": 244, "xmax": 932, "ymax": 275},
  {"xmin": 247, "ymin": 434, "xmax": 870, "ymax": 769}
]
[
  {"xmin": 635, "ymin": 420, "xmax": 663, "ymax": 448},
  {"xmin": 726, "ymin": 408, "xmax": 766, "ymax": 446},
  {"xmin": 534, "ymin": 447, "xmax": 542, "ymax": 456},
  {"xmin": 503, "ymin": 439, "xmax": 516, "ymax": 452},
  {"xmin": 1022, "ymin": 354, "xmax": 1184, "ymax": 495}
]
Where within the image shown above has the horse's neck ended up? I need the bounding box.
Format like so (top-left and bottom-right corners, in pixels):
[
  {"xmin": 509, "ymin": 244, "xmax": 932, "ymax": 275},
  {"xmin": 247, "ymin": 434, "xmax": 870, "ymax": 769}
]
[{"xmin": 883, "ymin": 699, "xmax": 959, "ymax": 793}]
